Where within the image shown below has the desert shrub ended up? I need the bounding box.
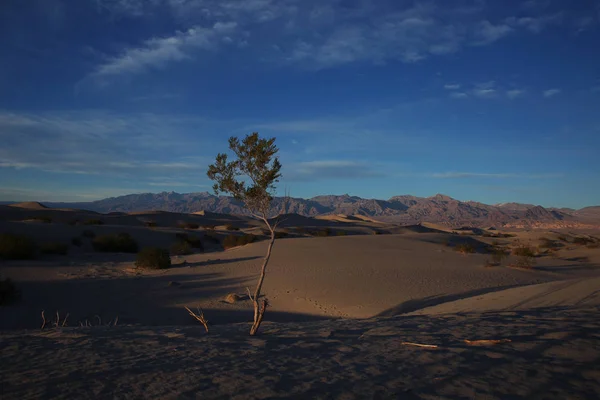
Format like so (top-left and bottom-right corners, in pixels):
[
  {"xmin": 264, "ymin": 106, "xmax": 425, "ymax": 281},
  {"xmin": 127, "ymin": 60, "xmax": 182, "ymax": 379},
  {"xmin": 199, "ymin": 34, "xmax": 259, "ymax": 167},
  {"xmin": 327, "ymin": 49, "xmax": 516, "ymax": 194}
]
[
  {"xmin": 175, "ymin": 233, "xmax": 203, "ymax": 250},
  {"xmin": 539, "ymin": 238, "xmax": 561, "ymax": 249},
  {"xmin": 92, "ymin": 233, "xmax": 138, "ymax": 253},
  {"xmin": 225, "ymin": 224, "xmax": 240, "ymax": 231},
  {"xmin": 491, "ymin": 247, "xmax": 508, "ymax": 265},
  {"xmin": 135, "ymin": 247, "xmax": 171, "ymax": 270},
  {"xmin": 223, "ymin": 234, "xmax": 257, "ymax": 249},
  {"xmin": 81, "ymin": 229, "xmax": 96, "ymax": 238},
  {"xmin": 0, "ymin": 278, "xmax": 20, "ymax": 305},
  {"xmin": 83, "ymin": 219, "xmax": 104, "ymax": 226},
  {"xmin": 202, "ymin": 224, "xmax": 216, "ymax": 230},
  {"xmin": 556, "ymin": 235, "xmax": 568, "ymax": 242},
  {"xmin": 0, "ymin": 234, "xmax": 37, "ymax": 260},
  {"xmin": 512, "ymin": 245, "xmax": 536, "ymax": 258},
  {"xmin": 170, "ymin": 241, "xmax": 193, "ymax": 256},
  {"xmin": 40, "ymin": 242, "xmax": 69, "ymax": 255},
  {"xmin": 179, "ymin": 222, "xmax": 199, "ymax": 230},
  {"xmin": 501, "ymin": 233, "xmax": 516, "ymax": 238},
  {"xmin": 71, "ymin": 237, "xmax": 83, "ymax": 247},
  {"xmin": 336, "ymin": 231, "xmax": 347, "ymax": 236},
  {"xmin": 455, "ymin": 243, "xmax": 475, "ymax": 254}
]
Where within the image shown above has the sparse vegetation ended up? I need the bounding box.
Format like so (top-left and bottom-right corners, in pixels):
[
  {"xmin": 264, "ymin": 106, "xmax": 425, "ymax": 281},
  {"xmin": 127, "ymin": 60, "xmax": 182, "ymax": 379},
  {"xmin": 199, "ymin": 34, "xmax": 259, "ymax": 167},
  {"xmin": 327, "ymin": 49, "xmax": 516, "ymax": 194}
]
[
  {"xmin": 135, "ymin": 247, "xmax": 171, "ymax": 270},
  {"xmin": 336, "ymin": 231, "xmax": 347, "ymax": 236},
  {"xmin": 0, "ymin": 233, "xmax": 37, "ymax": 260},
  {"xmin": 455, "ymin": 243, "xmax": 476, "ymax": 254},
  {"xmin": 83, "ymin": 219, "xmax": 104, "ymax": 226},
  {"xmin": 40, "ymin": 242, "xmax": 69, "ymax": 255},
  {"xmin": 0, "ymin": 278, "xmax": 20, "ymax": 305},
  {"xmin": 202, "ymin": 224, "xmax": 216, "ymax": 230},
  {"xmin": 170, "ymin": 240, "xmax": 193, "ymax": 256},
  {"xmin": 92, "ymin": 233, "xmax": 138, "ymax": 253},
  {"xmin": 512, "ymin": 245, "xmax": 536, "ymax": 258},
  {"xmin": 491, "ymin": 247, "xmax": 508, "ymax": 265},
  {"xmin": 513, "ymin": 254, "xmax": 536, "ymax": 269},
  {"xmin": 573, "ymin": 237, "xmax": 594, "ymax": 246},
  {"xmin": 179, "ymin": 222, "xmax": 200, "ymax": 230},
  {"xmin": 539, "ymin": 237, "xmax": 561, "ymax": 249},
  {"xmin": 174, "ymin": 233, "xmax": 203, "ymax": 251},
  {"xmin": 310, "ymin": 228, "xmax": 331, "ymax": 237},
  {"xmin": 225, "ymin": 224, "xmax": 240, "ymax": 231},
  {"xmin": 223, "ymin": 234, "xmax": 258, "ymax": 249}
]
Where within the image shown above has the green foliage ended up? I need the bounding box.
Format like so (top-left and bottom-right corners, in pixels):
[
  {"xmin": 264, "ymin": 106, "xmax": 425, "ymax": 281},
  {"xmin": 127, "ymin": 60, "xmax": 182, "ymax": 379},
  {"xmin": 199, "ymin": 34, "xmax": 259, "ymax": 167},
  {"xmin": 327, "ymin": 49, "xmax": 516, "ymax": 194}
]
[
  {"xmin": 83, "ymin": 219, "xmax": 104, "ymax": 226},
  {"xmin": 223, "ymin": 234, "xmax": 258, "ymax": 249},
  {"xmin": 207, "ymin": 132, "xmax": 281, "ymax": 216},
  {"xmin": 40, "ymin": 242, "xmax": 69, "ymax": 255},
  {"xmin": 0, "ymin": 234, "xmax": 36, "ymax": 260},
  {"xmin": 92, "ymin": 233, "xmax": 138, "ymax": 253},
  {"xmin": 0, "ymin": 278, "xmax": 20, "ymax": 305},
  {"xmin": 71, "ymin": 237, "xmax": 83, "ymax": 247},
  {"xmin": 135, "ymin": 247, "xmax": 171, "ymax": 270},
  {"xmin": 82, "ymin": 229, "xmax": 96, "ymax": 238},
  {"xmin": 455, "ymin": 243, "xmax": 476, "ymax": 254}
]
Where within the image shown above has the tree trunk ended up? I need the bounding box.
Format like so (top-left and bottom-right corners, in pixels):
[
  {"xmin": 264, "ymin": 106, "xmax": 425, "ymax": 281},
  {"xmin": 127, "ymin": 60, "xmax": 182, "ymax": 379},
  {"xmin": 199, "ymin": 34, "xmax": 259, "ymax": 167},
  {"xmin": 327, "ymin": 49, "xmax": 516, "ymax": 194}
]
[{"xmin": 249, "ymin": 231, "xmax": 275, "ymax": 335}]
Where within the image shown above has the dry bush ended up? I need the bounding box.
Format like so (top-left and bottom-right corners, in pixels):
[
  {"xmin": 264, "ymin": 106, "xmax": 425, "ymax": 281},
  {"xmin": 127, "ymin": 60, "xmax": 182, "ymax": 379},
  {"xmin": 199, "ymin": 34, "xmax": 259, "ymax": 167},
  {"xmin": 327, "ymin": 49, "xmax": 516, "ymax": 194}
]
[
  {"xmin": 512, "ymin": 255, "xmax": 536, "ymax": 269},
  {"xmin": 491, "ymin": 247, "xmax": 508, "ymax": 265},
  {"xmin": 179, "ymin": 222, "xmax": 200, "ymax": 230},
  {"xmin": 40, "ymin": 242, "xmax": 69, "ymax": 255},
  {"xmin": 0, "ymin": 278, "xmax": 20, "ymax": 305},
  {"xmin": 455, "ymin": 243, "xmax": 476, "ymax": 254},
  {"xmin": 512, "ymin": 245, "xmax": 536, "ymax": 257},
  {"xmin": 92, "ymin": 233, "xmax": 138, "ymax": 253},
  {"xmin": 174, "ymin": 233, "xmax": 204, "ymax": 251},
  {"xmin": 135, "ymin": 247, "xmax": 171, "ymax": 270},
  {"xmin": 223, "ymin": 234, "xmax": 258, "ymax": 249},
  {"xmin": 0, "ymin": 233, "xmax": 37, "ymax": 260},
  {"xmin": 202, "ymin": 224, "xmax": 216, "ymax": 230},
  {"xmin": 539, "ymin": 238, "xmax": 561, "ymax": 249}
]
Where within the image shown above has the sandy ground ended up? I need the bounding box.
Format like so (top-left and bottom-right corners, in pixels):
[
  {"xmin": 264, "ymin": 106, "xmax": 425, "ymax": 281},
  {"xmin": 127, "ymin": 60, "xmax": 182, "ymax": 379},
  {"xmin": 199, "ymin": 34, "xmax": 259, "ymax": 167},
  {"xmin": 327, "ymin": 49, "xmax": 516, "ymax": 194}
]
[{"xmin": 2, "ymin": 205, "xmax": 600, "ymax": 398}]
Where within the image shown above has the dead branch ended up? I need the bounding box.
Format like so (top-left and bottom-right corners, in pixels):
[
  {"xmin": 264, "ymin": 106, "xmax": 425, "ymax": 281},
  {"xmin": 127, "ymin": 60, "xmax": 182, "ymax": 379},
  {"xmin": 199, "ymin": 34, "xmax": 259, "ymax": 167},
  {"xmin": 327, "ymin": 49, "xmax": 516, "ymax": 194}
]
[
  {"xmin": 401, "ymin": 342, "xmax": 439, "ymax": 349},
  {"xmin": 464, "ymin": 339, "xmax": 512, "ymax": 346},
  {"xmin": 41, "ymin": 310, "xmax": 46, "ymax": 330},
  {"xmin": 250, "ymin": 298, "xmax": 269, "ymax": 336},
  {"xmin": 246, "ymin": 286, "xmax": 254, "ymax": 302},
  {"xmin": 61, "ymin": 313, "xmax": 69, "ymax": 327},
  {"xmin": 184, "ymin": 306, "xmax": 209, "ymax": 333}
]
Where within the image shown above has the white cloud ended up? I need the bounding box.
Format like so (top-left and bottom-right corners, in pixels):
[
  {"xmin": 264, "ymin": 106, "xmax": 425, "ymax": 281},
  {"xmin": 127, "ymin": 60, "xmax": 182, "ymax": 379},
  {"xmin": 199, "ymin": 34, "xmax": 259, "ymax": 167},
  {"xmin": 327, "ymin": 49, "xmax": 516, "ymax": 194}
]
[
  {"xmin": 91, "ymin": 22, "xmax": 237, "ymax": 78},
  {"xmin": 505, "ymin": 14, "xmax": 563, "ymax": 33},
  {"xmin": 286, "ymin": 160, "xmax": 384, "ymax": 181},
  {"xmin": 473, "ymin": 88, "xmax": 497, "ymax": 98},
  {"xmin": 506, "ymin": 89, "xmax": 525, "ymax": 99},
  {"xmin": 432, "ymin": 172, "xmax": 563, "ymax": 179},
  {"xmin": 472, "ymin": 20, "xmax": 513, "ymax": 45},
  {"xmin": 450, "ymin": 92, "xmax": 468, "ymax": 99},
  {"xmin": 444, "ymin": 84, "xmax": 461, "ymax": 90},
  {"xmin": 543, "ymin": 88, "xmax": 561, "ymax": 97}
]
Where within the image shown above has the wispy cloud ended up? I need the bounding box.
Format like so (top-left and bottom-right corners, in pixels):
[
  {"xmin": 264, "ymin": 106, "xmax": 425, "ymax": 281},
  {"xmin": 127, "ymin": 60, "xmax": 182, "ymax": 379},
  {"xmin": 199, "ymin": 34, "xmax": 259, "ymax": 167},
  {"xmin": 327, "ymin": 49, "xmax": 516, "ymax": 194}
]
[
  {"xmin": 449, "ymin": 92, "xmax": 468, "ymax": 99},
  {"xmin": 285, "ymin": 160, "xmax": 384, "ymax": 181},
  {"xmin": 543, "ymin": 88, "xmax": 561, "ymax": 97},
  {"xmin": 473, "ymin": 88, "xmax": 497, "ymax": 98},
  {"xmin": 506, "ymin": 89, "xmax": 525, "ymax": 99},
  {"xmin": 472, "ymin": 20, "xmax": 513, "ymax": 45},
  {"xmin": 444, "ymin": 84, "xmax": 461, "ymax": 90},
  {"xmin": 90, "ymin": 22, "xmax": 237, "ymax": 79},
  {"xmin": 432, "ymin": 172, "xmax": 564, "ymax": 179}
]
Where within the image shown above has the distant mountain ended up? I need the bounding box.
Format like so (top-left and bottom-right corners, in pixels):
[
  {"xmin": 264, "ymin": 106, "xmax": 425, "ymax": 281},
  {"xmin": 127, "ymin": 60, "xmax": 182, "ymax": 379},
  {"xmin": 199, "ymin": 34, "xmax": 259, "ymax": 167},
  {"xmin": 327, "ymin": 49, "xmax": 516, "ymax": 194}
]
[{"xmin": 21, "ymin": 191, "xmax": 597, "ymax": 229}]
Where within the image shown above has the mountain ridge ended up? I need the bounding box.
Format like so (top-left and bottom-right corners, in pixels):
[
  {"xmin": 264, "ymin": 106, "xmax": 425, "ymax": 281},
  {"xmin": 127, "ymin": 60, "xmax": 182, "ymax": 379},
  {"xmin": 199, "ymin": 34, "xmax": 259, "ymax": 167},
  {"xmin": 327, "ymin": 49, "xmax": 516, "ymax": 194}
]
[{"xmin": 3, "ymin": 191, "xmax": 599, "ymax": 229}]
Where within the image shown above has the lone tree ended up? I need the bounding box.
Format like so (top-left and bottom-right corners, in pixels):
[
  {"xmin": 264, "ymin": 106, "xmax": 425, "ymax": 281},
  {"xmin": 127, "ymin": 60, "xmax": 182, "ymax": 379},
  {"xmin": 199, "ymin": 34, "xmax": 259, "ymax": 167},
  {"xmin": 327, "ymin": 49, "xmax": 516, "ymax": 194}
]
[{"xmin": 207, "ymin": 132, "xmax": 286, "ymax": 335}]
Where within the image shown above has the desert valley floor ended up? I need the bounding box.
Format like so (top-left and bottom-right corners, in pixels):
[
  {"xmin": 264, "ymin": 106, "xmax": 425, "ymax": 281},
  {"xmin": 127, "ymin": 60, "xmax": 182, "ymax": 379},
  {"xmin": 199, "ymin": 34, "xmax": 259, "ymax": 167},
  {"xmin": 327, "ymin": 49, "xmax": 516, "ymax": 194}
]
[{"xmin": 1, "ymin": 203, "xmax": 600, "ymax": 399}]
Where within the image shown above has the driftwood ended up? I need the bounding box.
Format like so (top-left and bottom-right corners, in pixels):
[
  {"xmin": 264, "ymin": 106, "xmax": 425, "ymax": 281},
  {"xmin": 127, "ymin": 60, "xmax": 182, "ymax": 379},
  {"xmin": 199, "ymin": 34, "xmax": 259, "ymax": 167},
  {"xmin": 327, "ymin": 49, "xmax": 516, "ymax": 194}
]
[{"xmin": 401, "ymin": 342, "xmax": 439, "ymax": 349}]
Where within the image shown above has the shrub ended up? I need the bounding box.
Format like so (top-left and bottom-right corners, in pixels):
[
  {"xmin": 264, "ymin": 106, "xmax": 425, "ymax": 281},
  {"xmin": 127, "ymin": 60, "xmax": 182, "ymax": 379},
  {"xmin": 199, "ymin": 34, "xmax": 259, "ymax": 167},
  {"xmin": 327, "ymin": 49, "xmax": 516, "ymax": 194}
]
[
  {"xmin": 92, "ymin": 233, "xmax": 138, "ymax": 253},
  {"xmin": 491, "ymin": 247, "xmax": 508, "ymax": 265},
  {"xmin": 202, "ymin": 224, "xmax": 216, "ymax": 230},
  {"xmin": 225, "ymin": 224, "xmax": 240, "ymax": 231},
  {"xmin": 40, "ymin": 242, "xmax": 69, "ymax": 255},
  {"xmin": 539, "ymin": 238, "xmax": 561, "ymax": 249},
  {"xmin": 223, "ymin": 234, "xmax": 258, "ymax": 249},
  {"xmin": 82, "ymin": 229, "xmax": 96, "ymax": 238},
  {"xmin": 310, "ymin": 228, "xmax": 331, "ymax": 237},
  {"xmin": 83, "ymin": 219, "xmax": 104, "ymax": 226},
  {"xmin": 179, "ymin": 222, "xmax": 200, "ymax": 230},
  {"xmin": 512, "ymin": 246, "xmax": 536, "ymax": 258},
  {"xmin": 71, "ymin": 237, "xmax": 83, "ymax": 247},
  {"xmin": 0, "ymin": 278, "xmax": 20, "ymax": 305},
  {"xmin": 336, "ymin": 231, "xmax": 347, "ymax": 236},
  {"xmin": 557, "ymin": 235, "xmax": 568, "ymax": 242},
  {"xmin": 513, "ymin": 255, "xmax": 536, "ymax": 269},
  {"xmin": 170, "ymin": 241, "xmax": 193, "ymax": 256},
  {"xmin": 174, "ymin": 233, "xmax": 203, "ymax": 250},
  {"xmin": 0, "ymin": 234, "xmax": 36, "ymax": 260},
  {"xmin": 135, "ymin": 247, "xmax": 171, "ymax": 270},
  {"xmin": 455, "ymin": 243, "xmax": 476, "ymax": 254}
]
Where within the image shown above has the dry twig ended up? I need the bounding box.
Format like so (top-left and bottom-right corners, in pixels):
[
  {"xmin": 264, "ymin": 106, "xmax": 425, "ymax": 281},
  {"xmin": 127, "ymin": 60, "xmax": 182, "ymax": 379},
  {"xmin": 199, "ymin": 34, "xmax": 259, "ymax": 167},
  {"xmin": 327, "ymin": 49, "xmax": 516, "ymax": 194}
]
[{"xmin": 401, "ymin": 342, "xmax": 439, "ymax": 349}]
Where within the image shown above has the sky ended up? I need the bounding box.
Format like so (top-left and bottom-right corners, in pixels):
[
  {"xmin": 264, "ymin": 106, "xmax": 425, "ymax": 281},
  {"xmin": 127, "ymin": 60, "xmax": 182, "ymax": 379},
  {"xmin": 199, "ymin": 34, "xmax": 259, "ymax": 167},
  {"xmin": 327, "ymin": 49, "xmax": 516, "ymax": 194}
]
[{"xmin": 1, "ymin": 0, "xmax": 599, "ymax": 208}]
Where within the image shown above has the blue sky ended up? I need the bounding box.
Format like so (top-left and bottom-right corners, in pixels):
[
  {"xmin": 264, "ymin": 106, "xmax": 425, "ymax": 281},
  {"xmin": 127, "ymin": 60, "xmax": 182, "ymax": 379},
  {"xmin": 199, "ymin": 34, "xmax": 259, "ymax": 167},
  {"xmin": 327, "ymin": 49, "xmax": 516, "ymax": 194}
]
[{"xmin": 1, "ymin": 0, "xmax": 599, "ymax": 208}]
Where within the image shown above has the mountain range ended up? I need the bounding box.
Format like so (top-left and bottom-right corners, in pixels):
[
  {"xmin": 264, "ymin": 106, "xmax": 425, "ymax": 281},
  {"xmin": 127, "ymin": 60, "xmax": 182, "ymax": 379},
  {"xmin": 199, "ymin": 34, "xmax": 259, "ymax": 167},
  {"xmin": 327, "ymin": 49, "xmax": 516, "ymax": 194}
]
[{"xmin": 7, "ymin": 192, "xmax": 599, "ymax": 229}]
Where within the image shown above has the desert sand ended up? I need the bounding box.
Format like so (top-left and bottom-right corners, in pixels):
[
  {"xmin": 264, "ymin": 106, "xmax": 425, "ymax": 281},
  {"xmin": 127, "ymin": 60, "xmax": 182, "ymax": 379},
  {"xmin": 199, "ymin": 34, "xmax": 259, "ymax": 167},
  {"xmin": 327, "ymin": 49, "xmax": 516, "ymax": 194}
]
[{"xmin": 1, "ymin": 204, "xmax": 600, "ymax": 398}]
